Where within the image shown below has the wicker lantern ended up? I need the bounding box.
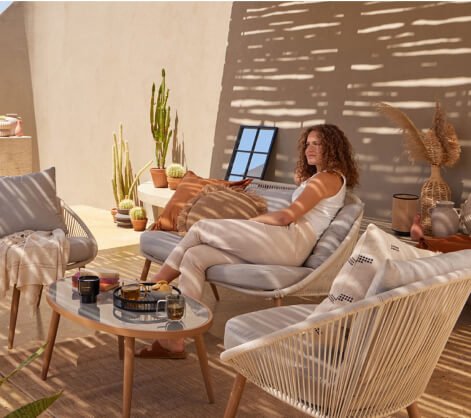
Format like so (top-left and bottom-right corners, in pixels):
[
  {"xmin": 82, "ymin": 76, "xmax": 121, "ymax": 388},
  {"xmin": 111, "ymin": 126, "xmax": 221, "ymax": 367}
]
[{"xmin": 377, "ymin": 101, "xmax": 460, "ymax": 234}]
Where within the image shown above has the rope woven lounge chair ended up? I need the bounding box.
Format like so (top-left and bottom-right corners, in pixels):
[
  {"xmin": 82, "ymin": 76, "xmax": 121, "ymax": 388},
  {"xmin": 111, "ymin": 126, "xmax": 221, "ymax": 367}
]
[
  {"xmin": 221, "ymin": 266, "xmax": 471, "ymax": 418},
  {"xmin": 8, "ymin": 198, "xmax": 97, "ymax": 348},
  {"xmin": 139, "ymin": 179, "xmax": 364, "ymax": 305}
]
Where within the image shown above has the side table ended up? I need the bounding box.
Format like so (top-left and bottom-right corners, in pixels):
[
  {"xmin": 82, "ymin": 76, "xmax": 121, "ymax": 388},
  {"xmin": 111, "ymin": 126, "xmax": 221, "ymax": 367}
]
[
  {"xmin": 41, "ymin": 279, "xmax": 214, "ymax": 418},
  {"xmin": 137, "ymin": 182, "xmax": 175, "ymax": 223}
]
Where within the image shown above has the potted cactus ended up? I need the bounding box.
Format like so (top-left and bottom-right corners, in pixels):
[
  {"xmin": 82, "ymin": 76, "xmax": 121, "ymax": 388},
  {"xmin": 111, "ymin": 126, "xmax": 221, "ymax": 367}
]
[
  {"xmin": 130, "ymin": 206, "xmax": 148, "ymax": 231},
  {"xmin": 165, "ymin": 163, "xmax": 186, "ymax": 190},
  {"xmin": 112, "ymin": 123, "xmax": 152, "ymax": 222},
  {"xmin": 150, "ymin": 68, "xmax": 173, "ymax": 188},
  {"xmin": 116, "ymin": 198, "xmax": 135, "ymax": 228}
]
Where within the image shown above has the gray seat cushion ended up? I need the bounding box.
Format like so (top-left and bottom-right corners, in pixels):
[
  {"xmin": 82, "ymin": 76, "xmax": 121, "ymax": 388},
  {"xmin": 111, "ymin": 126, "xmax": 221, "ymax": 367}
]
[
  {"xmin": 140, "ymin": 230, "xmax": 182, "ymax": 263},
  {"xmin": 0, "ymin": 167, "xmax": 67, "ymax": 238},
  {"xmin": 224, "ymin": 304, "xmax": 317, "ymax": 349},
  {"xmin": 303, "ymin": 203, "xmax": 364, "ymax": 269},
  {"xmin": 207, "ymin": 264, "xmax": 313, "ymax": 290},
  {"xmin": 68, "ymin": 237, "xmax": 97, "ymax": 264}
]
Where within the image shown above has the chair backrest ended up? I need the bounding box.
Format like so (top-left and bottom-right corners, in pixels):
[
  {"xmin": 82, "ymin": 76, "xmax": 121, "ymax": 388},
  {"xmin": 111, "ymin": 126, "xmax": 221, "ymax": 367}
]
[
  {"xmin": 221, "ymin": 268, "xmax": 471, "ymax": 418},
  {"xmin": 317, "ymin": 269, "xmax": 471, "ymax": 417},
  {"xmin": 245, "ymin": 179, "xmax": 296, "ymax": 212}
]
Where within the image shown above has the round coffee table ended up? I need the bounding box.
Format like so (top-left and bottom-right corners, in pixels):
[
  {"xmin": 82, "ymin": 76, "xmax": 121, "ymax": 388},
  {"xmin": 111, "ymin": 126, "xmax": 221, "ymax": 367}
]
[{"xmin": 41, "ymin": 278, "xmax": 214, "ymax": 418}]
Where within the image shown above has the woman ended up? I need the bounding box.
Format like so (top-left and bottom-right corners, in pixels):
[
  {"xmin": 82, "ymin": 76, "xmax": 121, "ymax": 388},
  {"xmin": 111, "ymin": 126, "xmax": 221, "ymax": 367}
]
[{"xmin": 137, "ymin": 124, "xmax": 359, "ymax": 358}]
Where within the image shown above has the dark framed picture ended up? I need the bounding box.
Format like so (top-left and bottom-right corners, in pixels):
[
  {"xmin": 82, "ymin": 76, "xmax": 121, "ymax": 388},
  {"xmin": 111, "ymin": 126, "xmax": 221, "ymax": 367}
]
[{"xmin": 225, "ymin": 125, "xmax": 278, "ymax": 181}]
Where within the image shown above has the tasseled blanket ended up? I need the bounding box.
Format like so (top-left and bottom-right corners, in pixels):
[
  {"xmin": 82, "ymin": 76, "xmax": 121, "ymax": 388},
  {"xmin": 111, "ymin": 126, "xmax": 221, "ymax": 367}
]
[{"xmin": 0, "ymin": 229, "xmax": 70, "ymax": 312}]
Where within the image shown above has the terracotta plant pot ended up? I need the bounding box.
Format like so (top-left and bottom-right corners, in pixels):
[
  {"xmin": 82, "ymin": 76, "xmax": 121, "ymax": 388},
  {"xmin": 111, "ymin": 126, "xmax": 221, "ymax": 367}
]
[
  {"xmin": 167, "ymin": 177, "xmax": 183, "ymax": 190},
  {"xmin": 111, "ymin": 207, "xmax": 118, "ymax": 223},
  {"xmin": 131, "ymin": 218, "xmax": 148, "ymax": 232},
  {"xmin": 150, "ymin": 168, "xmax": 168, "ymax": 188}
]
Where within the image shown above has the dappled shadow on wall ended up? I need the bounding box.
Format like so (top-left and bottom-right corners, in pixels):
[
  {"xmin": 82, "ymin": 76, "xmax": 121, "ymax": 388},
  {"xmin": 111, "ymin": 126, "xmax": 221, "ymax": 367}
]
[{"xmin": 211, "ymin": 1, "xmax": 471, "ymax": 218}]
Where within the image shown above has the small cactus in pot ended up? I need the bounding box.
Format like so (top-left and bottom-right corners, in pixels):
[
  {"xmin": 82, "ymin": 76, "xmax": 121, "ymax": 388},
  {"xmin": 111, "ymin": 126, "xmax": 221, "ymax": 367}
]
[
  {"xmin": 118, "ymin": 198, "xmax": 135, "ymax": 212},
  {"xmin": 165, "ymin": 163, "xmax": 186, "ymax": 190},
  {"xmin": 116, "ymin": 198, "xmax": 134, "ymax": 228},
  {"xmin": 130, "ymin": 206, "xmax": 148, "ymax": 231}
]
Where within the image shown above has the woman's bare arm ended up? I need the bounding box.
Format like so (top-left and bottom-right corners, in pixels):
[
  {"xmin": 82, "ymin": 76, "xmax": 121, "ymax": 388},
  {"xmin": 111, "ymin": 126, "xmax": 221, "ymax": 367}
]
[{"xmin": 250, "ymin": 172, "xmax": 342, "ymax": 226}]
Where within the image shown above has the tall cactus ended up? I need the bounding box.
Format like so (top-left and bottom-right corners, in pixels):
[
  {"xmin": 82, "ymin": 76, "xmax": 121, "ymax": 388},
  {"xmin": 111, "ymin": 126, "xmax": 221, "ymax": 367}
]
[
  {"xmin": 112, "ymin": 123, "xmax": 152, "ymax": 207},
  {"xmin": 150, "ymin": 68, "xmax": 173, "ymax": 168}
]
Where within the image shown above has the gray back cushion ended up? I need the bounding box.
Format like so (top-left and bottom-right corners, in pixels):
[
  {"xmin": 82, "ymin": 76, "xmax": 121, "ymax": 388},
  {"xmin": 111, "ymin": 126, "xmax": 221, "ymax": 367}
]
[
  {"xmin": 246, "ymin": 185, "xmax": 294, "ymax": 212},
  {"xmin": 0, "ymin": 167, "xmax": 67, "ymax": 238},
  {"xmin": 303, "ymin": 203, "xmax": 364, "ymax": 269}
]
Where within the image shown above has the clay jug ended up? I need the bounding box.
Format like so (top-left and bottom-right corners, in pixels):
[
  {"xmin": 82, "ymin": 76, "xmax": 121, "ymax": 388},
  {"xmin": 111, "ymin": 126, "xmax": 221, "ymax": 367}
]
[
  {"xmin": 461, "ymin": 193, "xmax": 471, "ymax": 235},
  {"xmin": 430, "ymin": 201, "xmax": 460, "ymax": 237}
]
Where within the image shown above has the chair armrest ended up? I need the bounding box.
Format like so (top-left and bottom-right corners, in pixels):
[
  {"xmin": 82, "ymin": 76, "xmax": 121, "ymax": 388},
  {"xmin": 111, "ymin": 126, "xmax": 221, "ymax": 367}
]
[{"xmin": 60, "ymin": 199, "xmax": 95, "ymax": 240}]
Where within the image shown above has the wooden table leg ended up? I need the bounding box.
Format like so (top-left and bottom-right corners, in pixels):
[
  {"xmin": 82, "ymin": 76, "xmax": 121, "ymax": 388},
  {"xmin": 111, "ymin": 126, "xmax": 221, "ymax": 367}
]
[
  {"xmin": 118, "ymin": 336, "xmax": 124, "ymax": 360},
  {"xmin": 41, "ymin": 311, "xmax": 61, "ymax": 380},
  {"xmin": 122, "ymin": 336, "xmax": 135, "ymax": 418},
  {"xmin": 8, "ymin": 285, "xmax": 21, "ymax": 349},
  {"xmin": 194, "ymin": 334, "xmax": 214, "ymax": 403}
]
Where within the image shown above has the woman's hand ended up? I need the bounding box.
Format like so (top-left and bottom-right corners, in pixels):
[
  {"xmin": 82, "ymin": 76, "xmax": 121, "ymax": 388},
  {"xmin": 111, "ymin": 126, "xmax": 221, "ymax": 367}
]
[{"xmin": 250, "ymin": 211, "xmax": 293, "ymax": 226}]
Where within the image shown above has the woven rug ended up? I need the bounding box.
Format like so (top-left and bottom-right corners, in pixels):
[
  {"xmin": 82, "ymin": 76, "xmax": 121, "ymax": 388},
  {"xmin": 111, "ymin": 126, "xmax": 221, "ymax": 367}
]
[{"xmin": 0, "ymin": 332, "xmax": 308, "ymax": 418}]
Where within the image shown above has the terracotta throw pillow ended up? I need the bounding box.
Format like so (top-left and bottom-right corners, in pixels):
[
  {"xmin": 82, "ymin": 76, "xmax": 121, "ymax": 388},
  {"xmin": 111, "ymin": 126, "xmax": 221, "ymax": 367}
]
[
  {"xmin": 154, "ymin": 171, "xmax": 253, "ymax": 231},
  {"xmin": 176, "ymin": 184, "xmax": 268, "ymax": 234}
]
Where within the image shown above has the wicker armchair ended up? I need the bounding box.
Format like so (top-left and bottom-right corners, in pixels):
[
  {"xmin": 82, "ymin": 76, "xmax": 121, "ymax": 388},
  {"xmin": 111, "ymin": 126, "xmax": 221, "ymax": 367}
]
[
  {"xmin": 140, "ymin": 179, "xmax": 363, "ymax": 306},
  {"xmin": 207, "ymin": 185, "xmax": 363, "ymax": 302},
  {"xmin": 221, "ymin": 268, "xmax": 471, "ymax": 418},
  {"xmin": 8, "ymin": 199, "xmax": 97, "ymax": 348}
]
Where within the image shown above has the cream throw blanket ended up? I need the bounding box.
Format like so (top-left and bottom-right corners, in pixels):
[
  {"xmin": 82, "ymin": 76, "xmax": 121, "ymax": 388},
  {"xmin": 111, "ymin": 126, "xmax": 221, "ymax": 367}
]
[{"xmin": 0, "ymin": 229, "xmax": 70, "ymax": 311}]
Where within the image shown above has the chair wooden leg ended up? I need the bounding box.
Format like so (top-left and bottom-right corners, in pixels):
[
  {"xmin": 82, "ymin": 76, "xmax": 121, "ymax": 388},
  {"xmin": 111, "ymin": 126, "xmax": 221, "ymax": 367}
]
[
  {"xmin": 406, "ymin": 402, "xmax": 421, "ymax": 418},
  {"xmin": 8, "ymin": 285, "xmax": 21, "ymax": 349},
  {"xmin": 210, "ymin": 283, "xmax": 220, "ymax": 301},
  {"xmin": 224, "ymin": 373, "xmax": 246, "ymax": 418},
  {"xmin": 140, "ymin": 259, "xmax": 152, "ymax": 281},
  {"xmin": 273, "ymin": 297, "xmax": 282, "ymax": 307}
]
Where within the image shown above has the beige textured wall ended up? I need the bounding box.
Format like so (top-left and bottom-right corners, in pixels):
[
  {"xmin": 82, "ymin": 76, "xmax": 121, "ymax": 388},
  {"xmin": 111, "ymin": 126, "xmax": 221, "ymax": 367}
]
[
  {"xmin": 22, "ymin": 1, "xmax": 232, "ymax": 208},
  {"xmin": 211, "ymin": 1, "xmax": 471, "ymax": 219},
  {"xmin": 0, "ymin": 3, "xmax": 38, "ymax": 170}
]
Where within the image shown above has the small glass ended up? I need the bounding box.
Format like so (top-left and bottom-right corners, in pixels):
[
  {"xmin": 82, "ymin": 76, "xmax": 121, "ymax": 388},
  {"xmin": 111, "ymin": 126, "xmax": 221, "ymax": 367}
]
[
  {"xmin": 157, "ymin": 294, "xmax": 185, "ymax": 321},
  {"xmin": 121, "ymin": 283, "xmax": 141, "ymax": 301}
]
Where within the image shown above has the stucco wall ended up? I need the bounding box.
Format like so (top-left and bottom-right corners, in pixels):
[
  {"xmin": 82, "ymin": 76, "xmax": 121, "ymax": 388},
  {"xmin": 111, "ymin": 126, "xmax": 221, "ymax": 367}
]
[
  {"xmin": 211, "ymin": 1, "xmax": 471, "ymax": 219},
  {"xmin": 21, "ymin": 1, "xmax": 232, "ymax": 208},
  {"xmin": 0, "ymin": 3, "xmax": 38, "ymax": 170}
]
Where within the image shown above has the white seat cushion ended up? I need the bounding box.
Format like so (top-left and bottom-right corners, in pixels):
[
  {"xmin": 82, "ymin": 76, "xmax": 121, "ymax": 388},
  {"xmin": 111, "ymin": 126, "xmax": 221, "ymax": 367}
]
[{"xmin": 224, "ymin": 304, "xmax": 317, "ymax": 349}]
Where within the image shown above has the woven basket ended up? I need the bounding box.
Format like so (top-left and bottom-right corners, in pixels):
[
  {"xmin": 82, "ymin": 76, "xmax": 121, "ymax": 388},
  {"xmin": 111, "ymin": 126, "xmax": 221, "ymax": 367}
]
[
  {"xmin": 420, "ymin": 165, "xmax": 451, "ymax": 234},
  {"xmin": 0, "ymin": 117, "xmax": 17, "ymax": 136}
]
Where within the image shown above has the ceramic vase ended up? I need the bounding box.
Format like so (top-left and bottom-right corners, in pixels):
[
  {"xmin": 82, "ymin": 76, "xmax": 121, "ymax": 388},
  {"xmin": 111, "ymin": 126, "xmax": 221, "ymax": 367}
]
[
  {"xmin": 420, "ymin": 165, "xmax": 451, "ymax": 234},
  {"xmin": 461, "ymin": 193, "xmax": 471, "ymax": 235},
  {"xmin": 430, "ymin": 201, "xmax": 460, "ymax": 237}
]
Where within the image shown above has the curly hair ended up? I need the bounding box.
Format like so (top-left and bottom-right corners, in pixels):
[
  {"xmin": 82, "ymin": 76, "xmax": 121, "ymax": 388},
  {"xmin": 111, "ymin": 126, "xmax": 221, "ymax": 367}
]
[{"xmin": 295, "ymin": 124, "xmax": 359, "ymax": 188}]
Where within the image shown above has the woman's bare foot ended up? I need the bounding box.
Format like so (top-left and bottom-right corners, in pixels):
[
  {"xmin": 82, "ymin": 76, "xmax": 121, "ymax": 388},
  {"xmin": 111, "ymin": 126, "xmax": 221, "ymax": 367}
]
[{"xmin": 135, "ymin": 338, "xmax": 186, "ymax": 359}]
